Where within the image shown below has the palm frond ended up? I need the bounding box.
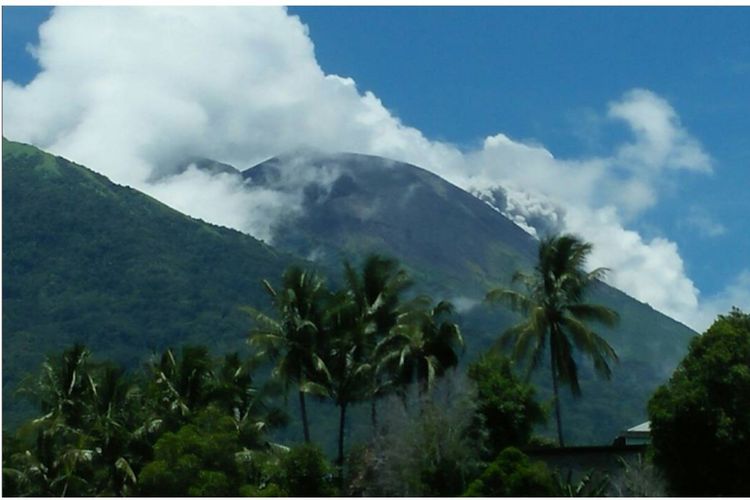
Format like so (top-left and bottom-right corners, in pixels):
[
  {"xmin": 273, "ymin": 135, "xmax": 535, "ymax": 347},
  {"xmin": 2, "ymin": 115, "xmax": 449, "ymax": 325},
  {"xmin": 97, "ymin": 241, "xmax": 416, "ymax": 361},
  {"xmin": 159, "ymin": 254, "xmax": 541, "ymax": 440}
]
[
  {"xmin": 567, "ymin": 303, "xmax": 619, "ymax": 327},
  {"xmin": 486, "ymin": 287, "xmax": 534, "ymax": 314}
]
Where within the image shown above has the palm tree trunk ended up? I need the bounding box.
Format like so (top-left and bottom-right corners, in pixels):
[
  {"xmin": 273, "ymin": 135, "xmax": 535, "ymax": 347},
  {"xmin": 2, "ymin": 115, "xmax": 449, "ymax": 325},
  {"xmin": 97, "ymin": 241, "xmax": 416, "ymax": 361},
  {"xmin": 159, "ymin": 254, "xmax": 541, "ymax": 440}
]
[
  {"xmin": 550, "ymin": 341, "xmax": 565, "ymax": 447},
  {"xmin": 337, "ymin": 402, "xmax": 347, "ymax": 466},
  {"xmin": 370, "ymin": 398, "xmax": 377, "ymax": 429},
  {"xmin": 298, "ymin": 390, "xmax": 310, "ymax": 443}
]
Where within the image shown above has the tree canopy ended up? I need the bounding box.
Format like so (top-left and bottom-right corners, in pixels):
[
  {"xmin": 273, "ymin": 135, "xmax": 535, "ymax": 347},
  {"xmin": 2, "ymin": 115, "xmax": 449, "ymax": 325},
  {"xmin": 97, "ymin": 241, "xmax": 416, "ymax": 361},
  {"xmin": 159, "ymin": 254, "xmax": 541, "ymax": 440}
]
[{"xmin": 648, "ymin": 307, "xmax": 750, "ymax": 496}]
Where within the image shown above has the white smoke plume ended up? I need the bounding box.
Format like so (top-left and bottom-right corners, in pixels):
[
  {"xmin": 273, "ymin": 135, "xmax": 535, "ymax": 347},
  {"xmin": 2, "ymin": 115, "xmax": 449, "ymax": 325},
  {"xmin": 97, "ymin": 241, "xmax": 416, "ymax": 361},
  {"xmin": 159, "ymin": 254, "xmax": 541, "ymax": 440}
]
[{"xmin": 3, "ymin": 6, "xmax": 744, "ymax": 331}]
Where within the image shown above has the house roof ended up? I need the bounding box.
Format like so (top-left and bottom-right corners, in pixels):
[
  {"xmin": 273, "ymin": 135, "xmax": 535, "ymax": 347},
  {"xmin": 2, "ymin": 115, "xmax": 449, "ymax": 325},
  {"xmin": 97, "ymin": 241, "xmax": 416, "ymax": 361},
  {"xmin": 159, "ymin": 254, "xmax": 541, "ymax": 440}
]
[{"xmin": 627, "ymin": 421, "xmax": 651, "ymax": 434}]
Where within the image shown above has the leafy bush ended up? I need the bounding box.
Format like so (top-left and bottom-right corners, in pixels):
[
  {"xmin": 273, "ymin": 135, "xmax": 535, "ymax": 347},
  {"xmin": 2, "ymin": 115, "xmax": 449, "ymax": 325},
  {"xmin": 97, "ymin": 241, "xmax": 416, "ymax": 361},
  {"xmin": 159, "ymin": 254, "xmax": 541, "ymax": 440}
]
[
  {"xmin": 138, "ymin": 409, "xmax": 240, "ymax": 496},
  {"xmin": 648, "ymin": 308, "xmax": 750, "ymax": 496},
  {"xmin": 467, "ymin": 353, "xmax": 545, "ymax": 457},
  {"xmin": 463, "ymin": 447, "xmax": 557, "ymax": 497},
  {"xmin": 278, "ymin": 444, "xmax": 336, "ymax": 497}
]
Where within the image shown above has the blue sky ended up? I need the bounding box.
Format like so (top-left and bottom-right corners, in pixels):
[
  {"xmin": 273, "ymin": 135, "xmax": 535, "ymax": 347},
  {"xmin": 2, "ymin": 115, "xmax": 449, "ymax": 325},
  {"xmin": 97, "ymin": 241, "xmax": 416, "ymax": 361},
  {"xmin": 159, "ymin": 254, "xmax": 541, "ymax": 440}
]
[
  {"xmin": 3, "ymin": 6, "xmax": 749, "ymax": 329},
  {"xmin": 289, "ymin": 6, "xmax": 750, "ymax": 297}
]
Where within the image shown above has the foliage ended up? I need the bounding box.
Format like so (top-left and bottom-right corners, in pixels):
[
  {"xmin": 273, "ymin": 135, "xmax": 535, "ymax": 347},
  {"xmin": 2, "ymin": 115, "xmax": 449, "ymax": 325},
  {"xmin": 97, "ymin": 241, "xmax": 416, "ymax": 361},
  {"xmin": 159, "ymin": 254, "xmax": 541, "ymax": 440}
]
[
  {"xmin": 3, "ymin": 138, "xmax": 293, "ymax": 428},
  {"xmin": 3, "ymin": 344, "xmax": 142, "ymax": 496},
  {"xmin": 487, "ymin": 234, "xmax": 619, "ymax": 446},
  {"xmin": 341, "ymin": 254, "xmax": 413, "ymax": 428},
  {"xmin": 247, "ymin": 265, "xmax": 329, "ymax": 443},
  {"xmin": 648, "ymin": 307, "xmax": 750, "ymax": 496},
  {"xmin": 277, "ymin": 443, "xmax": 337, "ymax": 497},
  {"xmin": 3, "ymin": 344, "xmax": 285, "ymax": 497},
  {"xmin": 467, "ymin": 353, "xmax": 546, "ymax": 458},
  {"xmin": 377, "ymin": 298, "xmax": 464, "ymax": 396},
  {"xmin": 138, "ymin": 409, "xmax": 239, "ymax": 496},
  {"xmin": 463, "ymin": 447, "xmax": 558, "ymax": 497}
]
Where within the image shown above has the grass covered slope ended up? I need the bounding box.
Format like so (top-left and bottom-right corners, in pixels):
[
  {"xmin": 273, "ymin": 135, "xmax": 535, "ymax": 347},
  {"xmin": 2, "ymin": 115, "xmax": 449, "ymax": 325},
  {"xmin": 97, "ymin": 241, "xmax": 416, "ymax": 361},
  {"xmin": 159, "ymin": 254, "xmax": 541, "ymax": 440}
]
[{"xmin": 2, "ymin": 139, "xmax": 294, "ymax": 427}]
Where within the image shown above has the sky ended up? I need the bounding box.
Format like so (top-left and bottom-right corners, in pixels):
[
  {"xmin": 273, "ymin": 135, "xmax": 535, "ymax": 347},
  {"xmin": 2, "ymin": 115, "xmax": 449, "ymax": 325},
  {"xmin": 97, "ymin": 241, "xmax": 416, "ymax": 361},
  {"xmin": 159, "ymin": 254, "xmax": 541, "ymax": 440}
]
[{"xmin": 2, "ymin": 6, "xmax": 749, "ymax": 331}]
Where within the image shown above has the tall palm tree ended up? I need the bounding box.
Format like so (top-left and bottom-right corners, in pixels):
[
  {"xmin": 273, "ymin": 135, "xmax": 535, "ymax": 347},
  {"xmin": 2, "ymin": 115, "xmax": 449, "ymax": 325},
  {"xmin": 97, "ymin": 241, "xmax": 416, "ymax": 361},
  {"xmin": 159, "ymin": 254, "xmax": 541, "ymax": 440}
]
[
  {"xmin": 16, "ymin": 344, "xmax": 98, "ymax": 496},
  {"xmin": 320, "ymin": 289, "xmax": 373, "ymax": 466},
  {"xmin": 377, "ymin": 298, "xmax": 464, "ymax": 399},
  {"xmin": 486, "ymin": 234, "xmax": 619, "ymax": 447},
  {"xmin": 87, "ymin": 364, "xmax": 140, "ymax": 496},
  {"xmin": 343, "ymin": 254, "xmax": 412, "ymax": 427},
  {"xmin": 247, "ymin": 265, "xmax": 329, "ymax": 443}
]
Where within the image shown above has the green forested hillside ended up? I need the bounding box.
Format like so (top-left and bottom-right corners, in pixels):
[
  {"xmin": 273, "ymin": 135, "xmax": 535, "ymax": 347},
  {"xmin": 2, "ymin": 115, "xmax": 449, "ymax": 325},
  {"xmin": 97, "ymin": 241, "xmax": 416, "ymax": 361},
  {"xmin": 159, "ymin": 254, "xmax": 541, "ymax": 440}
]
[{"xmin": 2, "ymin": 139, "xmax": 295, "ymax": 428}]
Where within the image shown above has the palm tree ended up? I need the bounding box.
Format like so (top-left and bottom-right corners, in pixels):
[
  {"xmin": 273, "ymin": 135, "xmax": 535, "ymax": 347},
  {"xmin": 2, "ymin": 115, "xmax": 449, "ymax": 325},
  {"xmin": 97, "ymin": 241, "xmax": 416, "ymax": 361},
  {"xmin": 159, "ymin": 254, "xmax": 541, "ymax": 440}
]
[
  {"xmin": 343, "ymin": 254, "xmax": 412, "ymax": 428},
  {"xmin": 209, "ymin": 352, "xmax": 288, "ymax": 449},
  {"xmin": 247, "ymin": 265, "xmax": 329, "ymax": 443},
  {"xmin": 486, "ymin": 234, "xmax": 619, "ymax": 447},
  {"xmin": 319, "ymin": 289, "xmax": 373, "ymax": 466},
  {"xmin": 147, "ymin": 346, "xmax": 213, "ymax": 430},
  {"xmin": 87, "ymin": 364, "xmax": 140, "ymax": 495},
  {"xmin": 15, "ymin": 344, "xmax": 98, "ymax": 496},
  {"xmin": 377, "ymin": 299, "xmax": 464, "ymax": 399}
]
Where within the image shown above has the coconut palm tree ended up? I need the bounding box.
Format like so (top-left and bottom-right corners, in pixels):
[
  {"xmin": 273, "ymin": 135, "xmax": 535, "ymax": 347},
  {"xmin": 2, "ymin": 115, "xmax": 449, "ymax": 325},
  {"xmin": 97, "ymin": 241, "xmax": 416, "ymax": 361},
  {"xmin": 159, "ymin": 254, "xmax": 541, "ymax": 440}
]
[
  {"xmin": 377, "ymin": 299, "xmax": 464, "ymax": 399},
  {"xmin": 343, "ymin": 254, "xmax": 412, "ymax": 427},
  {"xmin": 319, "ymin": 289, "xmax": 373, "ymax": 466},
  {"xmin": 13, "ymin": 344, "xmax": 98, "ymax": 496},
  {"xmin": 147, "ymin": 346, "xmax": 213, "ymax": 431},
  {"xmin": 486, "ymin": 234, "xmax": 619, "ymax": 447},
  {"xmin": 208, "ymin": 352, "xmax": 288, "ymax": 449},
  {"xmin": 247, "ymin": 265, "xmax": 329, "ymax": 443}
]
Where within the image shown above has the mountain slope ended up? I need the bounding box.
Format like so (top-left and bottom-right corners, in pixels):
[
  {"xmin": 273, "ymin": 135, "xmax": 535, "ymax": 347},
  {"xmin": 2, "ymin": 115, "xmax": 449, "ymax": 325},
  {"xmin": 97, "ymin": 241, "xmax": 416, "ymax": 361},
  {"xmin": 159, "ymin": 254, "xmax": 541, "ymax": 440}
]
[
  {"xmin": 2, "ymin": 140, "xmax": 697, "ymax": 445},
  {"xmin": 243, "ymin": 151, "xmax": 698, "ymax": 444},
  {"xmin": 244, "ymin": 152, "xmax": 536, "ymax": 295},
  {"xmin": 2, "ymin": 139, "xmax": 295, "ymax": 428}
]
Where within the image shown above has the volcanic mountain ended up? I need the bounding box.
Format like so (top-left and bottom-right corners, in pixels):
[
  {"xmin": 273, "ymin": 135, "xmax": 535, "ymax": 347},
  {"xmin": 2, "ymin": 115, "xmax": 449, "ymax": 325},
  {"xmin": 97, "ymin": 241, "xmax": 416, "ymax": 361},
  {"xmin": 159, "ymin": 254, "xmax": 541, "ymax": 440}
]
[
  {"xmin": 3, "ymin": 140, "xmax": 695, "ymax": 443},
  {"xmin": 240, "ymin": 151, "xmax": 697, "ymax": 443}
]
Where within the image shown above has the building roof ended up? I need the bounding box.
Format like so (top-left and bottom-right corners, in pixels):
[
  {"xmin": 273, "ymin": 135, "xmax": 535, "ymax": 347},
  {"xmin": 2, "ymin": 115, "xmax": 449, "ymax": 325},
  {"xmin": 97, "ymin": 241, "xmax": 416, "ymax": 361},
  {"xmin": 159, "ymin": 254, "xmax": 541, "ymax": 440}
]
[{"xmin": 627, "ymin": 421, "xmax": 651, "ymax": 434}]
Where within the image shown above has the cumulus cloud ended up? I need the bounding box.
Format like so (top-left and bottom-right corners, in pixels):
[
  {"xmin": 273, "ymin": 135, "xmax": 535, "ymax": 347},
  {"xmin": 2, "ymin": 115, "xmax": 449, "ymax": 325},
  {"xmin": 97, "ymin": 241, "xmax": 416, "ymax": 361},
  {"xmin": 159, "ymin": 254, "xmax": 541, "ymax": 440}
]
[
  {"xmin": 2, "ymin": 6, "xmax": 723, "ymax": 330},
  {"xmin": 608, "ymin": 89, "xmax": 712, "ymax": 174}
]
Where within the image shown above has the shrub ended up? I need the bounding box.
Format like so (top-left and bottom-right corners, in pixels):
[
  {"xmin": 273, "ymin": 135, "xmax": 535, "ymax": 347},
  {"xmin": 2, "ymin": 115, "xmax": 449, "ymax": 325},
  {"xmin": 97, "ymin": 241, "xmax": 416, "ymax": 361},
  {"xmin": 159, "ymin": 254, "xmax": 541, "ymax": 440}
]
[{"xmin": 463, "ymin": 447, "xmax": 557, "ymax": 497}]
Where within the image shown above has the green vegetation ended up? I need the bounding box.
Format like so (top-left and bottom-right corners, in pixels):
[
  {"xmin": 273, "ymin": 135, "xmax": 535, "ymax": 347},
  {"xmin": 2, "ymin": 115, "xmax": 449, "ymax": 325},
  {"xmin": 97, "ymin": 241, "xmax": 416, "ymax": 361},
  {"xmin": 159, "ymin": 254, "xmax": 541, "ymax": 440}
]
[
  {"xmin": 8, "ymin": 138, "xmax": 734, "ymax": 496},
  {"xmin": 487, "ymin": 234, "xmax": 619, "ymax": 446},
  {"xmin": 467, "ymin": 353, "xmax": 545, "ymax": 459},
  {"xmin": 3, "ymin": 257, "xmax": 541, "ymax": 497},
  {"xmin": 463, "ymin": 447, "xmax": 557, "ymax": 497},
  {"xmin": 648, "ymin": 307, "xmax": 750, "ymax": 496},
  {"xmin": 2, "ymin": 138, "xmax": 294, "ymax": 428},
  {"xmin": 3, "ymin": 139, "xmax": 697, "ymax": 445}
]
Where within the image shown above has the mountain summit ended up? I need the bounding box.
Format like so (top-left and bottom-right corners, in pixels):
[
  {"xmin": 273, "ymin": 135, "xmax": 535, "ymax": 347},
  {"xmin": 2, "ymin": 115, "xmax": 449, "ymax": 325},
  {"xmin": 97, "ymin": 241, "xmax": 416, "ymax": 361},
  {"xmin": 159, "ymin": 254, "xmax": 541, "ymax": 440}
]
[{"xmin": 243, "ymin": 152, "xmax": 536, "ymax": 294}]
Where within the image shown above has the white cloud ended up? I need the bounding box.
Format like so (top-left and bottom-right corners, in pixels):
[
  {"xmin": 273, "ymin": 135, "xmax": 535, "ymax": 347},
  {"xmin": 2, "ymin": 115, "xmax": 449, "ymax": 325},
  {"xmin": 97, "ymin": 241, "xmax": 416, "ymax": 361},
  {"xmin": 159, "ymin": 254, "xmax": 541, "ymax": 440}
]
[
  {"xmin": 564, "ymin": 206, "xmax": 700, "ymax": 324},
  {"xmin": 2, "ymin": 6, "xmax": 724, "ymax": 330},
  {"xmin": 686, "ymin": 271, "xmax": 750, "ymax": 332},
  {"xmin": 608, "ymin": 89, "xmax": 712, "ymax": 174},
  {"xmin": 681, "ymin": 207, "xmax": 727, "ymax": 238}
]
